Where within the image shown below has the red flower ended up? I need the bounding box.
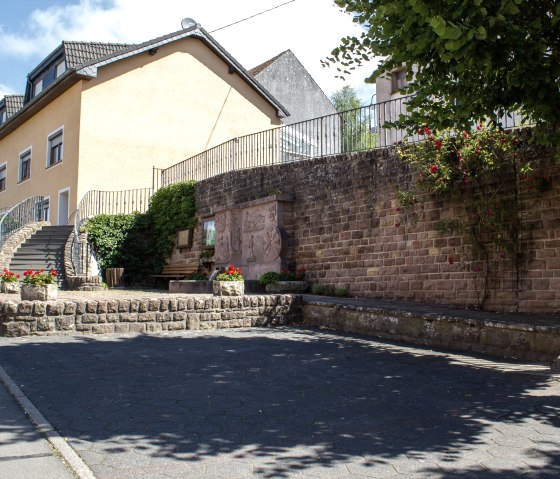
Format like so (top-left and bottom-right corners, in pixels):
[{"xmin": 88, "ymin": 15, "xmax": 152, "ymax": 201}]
[
  {"xmin": 476, "ymin": 124, "xmax": 483, "ymax": 131},
  {"xmin": 430, "ymin": 164, "xmax": 439, "ymax": 174},
  {"xmin": 418, "ymin": 128, "xmax": 425, "ymax": 135},
  {"xmin": 428, "ymin": 136, "xmax": 434, "ymax": 142},
  {"xmin": 395, "ymin": 223, "xmax": 400, "ymax": 228},
  {"xmin": 462, "ymin": 131, "xmax": 469, "ymax": 138},
  {"xmin": 475, "ymin": 147, "xmax": 481, "ymax": 154},
  {"xmin": 448, "ymin": 257, "xmax": 454, "ymax": 265},
  {"xmin": 424, "ymin": 127, "xmax": 432, "ymax": 135},
  {"xmin": 434, "ymin": 140, "xmax": 442, "ymax": 150},
  {"xmin": 396, "ymin": 207, "xmax": 400, "ymax": 212},
  {"xmin": 16, "ymin": 274, "xmax": 20, "ymax": 278}
]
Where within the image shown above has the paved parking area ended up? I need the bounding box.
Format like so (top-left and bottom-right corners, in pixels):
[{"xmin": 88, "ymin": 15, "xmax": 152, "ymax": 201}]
[{"xmin": 0, "ymin": 327, "xmax": 559, "ymax": 479}]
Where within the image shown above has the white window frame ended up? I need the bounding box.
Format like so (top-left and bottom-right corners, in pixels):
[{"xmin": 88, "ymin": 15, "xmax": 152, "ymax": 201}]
[
  {"xmin": 0, "ymin": 162, "xmax": 6, "ymax": 192},
  {"xmin": 19, "ymin": 147, "xmax": 32, "ymax": 183},
  {"xmin": 0, "ymin": 109, "xmax": 6, "ymax": 125},
  {"xmin": 55, "ymin": 59, "xmax": 66, "ymax": 78},
  {"xmin": 33, "ymin": 77, "xmax": 43, "ymax": 97},
  {"xmin": 46, "ymin": 126, "xmax": 64, "ymax": 168}
]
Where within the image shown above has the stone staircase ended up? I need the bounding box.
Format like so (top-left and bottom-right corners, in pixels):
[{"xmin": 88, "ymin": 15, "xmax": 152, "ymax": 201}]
[{"xmin": 8, "ymin": 225, "xmax": 73, "ymax": 289}]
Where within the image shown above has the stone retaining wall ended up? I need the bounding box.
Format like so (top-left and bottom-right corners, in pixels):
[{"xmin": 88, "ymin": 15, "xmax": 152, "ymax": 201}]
[
  {"xmin": 0, "ymin": 295, "xmax": 301, "ymax": 337},
  {"xmin": 303, "ymin": 300, "xmax": 560, "ymax": 364},
  {"xmin": 186, "ymin": 148, "xmax": 560, "ymax": 313}
]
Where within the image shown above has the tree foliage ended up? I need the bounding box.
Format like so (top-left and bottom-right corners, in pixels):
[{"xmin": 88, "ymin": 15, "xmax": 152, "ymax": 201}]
[
  {"xmin": 330, "ymin": 85, "xmax": 377, "ymax": 151},
  {"xmin": 330, "ymin": 85, "xmax": 363, "ymax": 112},
  {"xmin": 327, "ymin": 0, "xmax": 560, "ymax": 142}
]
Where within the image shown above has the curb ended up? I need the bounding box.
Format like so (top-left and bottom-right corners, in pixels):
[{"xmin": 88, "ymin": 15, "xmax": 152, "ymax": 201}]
[{"xmin": 0, "ymin": 363, "xmax": 96, "ymax": 479}]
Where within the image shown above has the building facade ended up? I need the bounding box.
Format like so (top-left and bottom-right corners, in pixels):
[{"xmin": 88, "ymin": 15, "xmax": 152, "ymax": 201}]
[{"xmin": 0, "ymin": 24, "xmax": 288, "ymax": 225}]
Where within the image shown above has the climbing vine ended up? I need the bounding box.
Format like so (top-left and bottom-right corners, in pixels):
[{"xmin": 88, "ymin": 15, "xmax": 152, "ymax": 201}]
[{"xmin": 396, "ymin": 126, "xmax": 551, "ymax": 308}]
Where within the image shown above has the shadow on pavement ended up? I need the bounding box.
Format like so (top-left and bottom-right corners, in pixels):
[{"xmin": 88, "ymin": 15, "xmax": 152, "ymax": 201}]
[{"xmin": 0, "ymin": 327, "xmax": 558, "ymax": 478}]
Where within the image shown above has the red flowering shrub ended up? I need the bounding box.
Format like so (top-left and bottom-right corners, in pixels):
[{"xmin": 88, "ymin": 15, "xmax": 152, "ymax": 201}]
[
  {"xmin": 216, "ymin": 265, "xmax": 244, "ymax": 281},
  {"xmin": 23, "ymin": 269, "xmax": 57, "ymax": 285},
  {"xmin": 1, "ymin": 269, "xmax": 20, "ymax": 283}
]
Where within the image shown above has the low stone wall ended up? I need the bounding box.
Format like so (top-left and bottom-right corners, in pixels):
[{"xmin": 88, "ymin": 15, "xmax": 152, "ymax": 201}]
[
  {"xmin": 302, "ymin": 299, "xmax": 560, "ymax": 364},
  {"xmin": 0, "ymin": 221, "xmax": 49, "ymax": 270},
  {"xmin": 0, "ymin": 295, "xmax": 302, "ymax": 337}
]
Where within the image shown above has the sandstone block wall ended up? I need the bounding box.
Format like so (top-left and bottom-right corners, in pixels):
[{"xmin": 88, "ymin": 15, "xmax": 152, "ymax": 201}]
[{"xmin": 187, "ymin": 149, "xmax": 559, "ymax": 313}]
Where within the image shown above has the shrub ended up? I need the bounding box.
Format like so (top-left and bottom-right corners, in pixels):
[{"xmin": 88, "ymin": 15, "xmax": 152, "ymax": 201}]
[
  {"xmin": 216, "ymin": 265, "xmax": 244, "ymax": 281},
  {"xmin": 312, "ymin": 283, "xmax": 327, "ymax": 295},
  {"xmin": 187, "ymin": 272, "xmax": 208, "ymax": 281},
  {"xmin": 83, "ymin": 182, "xmax": 198, "ymax": 284},
  {"xmin": 147, "ymin": 181, "xmax": 197, "ymax": 273},
  {"xmin": 334, "ymin": 288, "xmax": 349, "ymax": 297},
  {"xmin": 259, "ymin": 271, "xmax": 281, "ymax": 286},
  {"xmin": 1, "ymin": 269, "xmax": 20, "ymax": 283},
  {"xmin": 23, "ymin": 269, "xmax": 57, "ymax": 285}
]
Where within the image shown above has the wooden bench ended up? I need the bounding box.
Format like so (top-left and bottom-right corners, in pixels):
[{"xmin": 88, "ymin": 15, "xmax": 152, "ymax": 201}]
[{"xmin": 150, "ymin": 264, "xmax": 198, "ymax": 287}]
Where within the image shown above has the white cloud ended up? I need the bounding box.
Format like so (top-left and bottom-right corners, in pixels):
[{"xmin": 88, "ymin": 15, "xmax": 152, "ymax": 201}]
[
  {"xmin": 0, "ymin": 0, "xmax": 379, "ymax": 101},
  {"xmin": 0, "ymin": 83, "xmax": 15, "ymax": 100}
]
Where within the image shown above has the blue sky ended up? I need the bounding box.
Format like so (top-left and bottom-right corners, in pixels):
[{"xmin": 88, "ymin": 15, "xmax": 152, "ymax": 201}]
[{"xmin": 0, "ymin": 0, "xmax": 378, "ymax": 103}]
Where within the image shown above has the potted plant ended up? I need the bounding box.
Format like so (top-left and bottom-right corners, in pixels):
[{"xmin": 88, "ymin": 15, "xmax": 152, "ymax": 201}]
[
  {"xmin": 259, "ymin": 268, "xmax": 307, "ymax": 294},
  {"xmin": 1, "ymin": 269, "xmax": 21, "ymax": 294},
  {"xmin": 213, "ymin": 264, "xmax": 244, "ymax": 296},
  {"xmin": 21, "ymin": 269, "xmax": 58, "ymax": 301}
]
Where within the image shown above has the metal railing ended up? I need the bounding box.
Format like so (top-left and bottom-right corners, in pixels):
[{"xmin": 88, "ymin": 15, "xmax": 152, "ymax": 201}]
[
  {"xmin": 0, "ymin": 195, "xmax": 48, "ymax": 247},
  {"xmin": 158, "ymin": 95, "xmax": 532, "ymax": 187},
  {"xmin": 72, "ymin": 188, "xmax": 154, "ymax": 275}
]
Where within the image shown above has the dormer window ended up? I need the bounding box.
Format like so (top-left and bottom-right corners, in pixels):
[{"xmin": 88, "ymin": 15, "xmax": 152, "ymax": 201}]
[
  {"xmin": 55, "ymin": 59, "xmax": 66, "ymax": 78},
  {"xmin": 0, "ymin": 108, "xmax": 6, "ymax": 125},
  {"xmin": 33, "ymin": 78, "xmax": 43, "ymax": 97}
]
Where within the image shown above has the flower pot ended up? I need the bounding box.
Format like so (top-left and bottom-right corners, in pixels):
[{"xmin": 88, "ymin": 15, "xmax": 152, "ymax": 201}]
[
  {"xmin": 1, "ymin": 282, "xmax": 21, "ymax": 294},
  {"xmin": 212, "ymin": 280, "xmax": 244, "ymax": 296},
  {"xmin": 265, "ymin": 281, "xmax": 308, "ymax": 294},
  {"xmin": 20, "ymin": 284, "xmax": 58, "ymax": 301}
]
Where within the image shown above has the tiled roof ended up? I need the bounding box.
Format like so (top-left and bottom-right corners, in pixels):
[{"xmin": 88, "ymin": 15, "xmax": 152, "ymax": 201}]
[
  {"xmin": 63, "ymin": 41, "xmax": 133, "ymax": 69},
  {"xmin": 249, "ymin": 50, "xmax": 290, "ymax": 76},
  {"xmin": 3, "ymin": 95, "xmax": 24, "ymax": 117}
]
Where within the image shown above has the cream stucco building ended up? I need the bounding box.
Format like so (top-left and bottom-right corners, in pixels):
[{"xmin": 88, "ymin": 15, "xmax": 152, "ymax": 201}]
[{"xmin": 0, "ymin": 24, "xmax": 288, "ymax": 225}]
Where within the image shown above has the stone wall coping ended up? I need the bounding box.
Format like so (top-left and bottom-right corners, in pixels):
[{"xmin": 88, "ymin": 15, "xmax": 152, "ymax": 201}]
[
  {"xmin": 302, "ymin": 295, "xmax": 560, "ymax": 333},
  {"xmin": 212, "ymin": 194, "xmax": 294, "ymax": 214}
]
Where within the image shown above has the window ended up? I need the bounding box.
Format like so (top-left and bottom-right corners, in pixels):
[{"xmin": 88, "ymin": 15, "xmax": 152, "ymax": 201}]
[
  {"xmin": 202, "ymin": 219, "xmax": 216, "ymax": 247},
  {"xmin": 47, "ymin": 129, "xmax": 63, "ymax": 167},
  {"xmin": 55, "ymin": 60, "xmax": 66, "ymax": 78},
  {"xmin": 19, "ymin": 150, "xmax": 31, "ymax": 182},
  {"xmin": 0, "ymin": 164, "xmax": 6, "ymax": 191},
  {"xmin": 0, "ymin": 108, "xmax": 6, "ymax": 125},
  {"xmin": 33, "ymin": 78, "xmax": 43, "ymax": 97},
  {"xmin": 391, "ymin": 68, "xmax": 408, "ymax": 93}
]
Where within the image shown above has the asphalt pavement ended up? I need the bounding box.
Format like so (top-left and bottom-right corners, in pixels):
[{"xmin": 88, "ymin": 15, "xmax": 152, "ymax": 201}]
[{"xmin": 0, "ymin": 327, "xmax": 559, "ymax": 479}]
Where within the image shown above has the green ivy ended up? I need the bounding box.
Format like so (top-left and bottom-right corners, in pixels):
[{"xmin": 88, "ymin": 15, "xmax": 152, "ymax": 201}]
[
  {"xmin": 147, "ymin": 181, "xmax": 197, "ymax": 273},
  {"xmin": 83, "ymin": 181, "xmax": 197, "ymax": 283},
  {"xmin": 84, "ymin": 214, "xmax": 141, "ymax": 270}
]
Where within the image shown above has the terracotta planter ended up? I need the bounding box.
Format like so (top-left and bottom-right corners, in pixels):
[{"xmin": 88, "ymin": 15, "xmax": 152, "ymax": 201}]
[
  {"xmin": 1, "ymin": 282, "xmax": 21, "ymax": 294},
  {"xmin": 20, "ymin": 284, "xmax": 58, "ymax": 301},
  {"xmin": 212, "ymin": 280, "xmax": 244, "ymax": 296},
  {"xmin": 265, "ymin": 281, "xmax": 308, "ymax": 294}
]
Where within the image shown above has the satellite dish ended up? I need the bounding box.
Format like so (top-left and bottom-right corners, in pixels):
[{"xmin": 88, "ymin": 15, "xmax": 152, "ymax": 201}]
[{"xmin": 181, "ymin": 18, "xmax": 197, "ymax": 29}]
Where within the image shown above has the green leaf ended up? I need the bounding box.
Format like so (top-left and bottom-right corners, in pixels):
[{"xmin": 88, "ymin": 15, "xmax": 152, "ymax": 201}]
[{"xmin": 475, "ymin": 26, "xmax": 487, "ymax": 40}]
